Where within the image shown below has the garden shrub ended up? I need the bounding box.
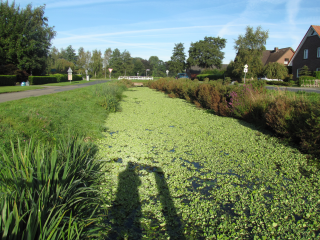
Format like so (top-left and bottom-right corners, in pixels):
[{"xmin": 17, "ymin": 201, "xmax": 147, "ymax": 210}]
[
  {"xmin": 51, "ymin": 74, "xmax": 67, "ymax": 82},
  {"xmin": 314, "ymin": 71, "xmax": 320, "ymax": 79},
  {"xmin": 29, "ymin": 76, "xmax": 58, "ymax": 85},
  {"xmin": 196, "ymin": 74, "xmax": 224, "ymax": 81},
  {"xmin": 266, "ymin": 81, "xmax": 292, "ymax": 86},
  {"xmin": 298, "ymin": 76, "xmax": 316, "ymax": 87},
  {"xmin": 0, "ymin": 75, "xmax": 16, "ymax": 86}
]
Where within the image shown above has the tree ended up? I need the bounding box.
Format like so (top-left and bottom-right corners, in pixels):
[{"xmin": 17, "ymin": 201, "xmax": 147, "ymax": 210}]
[
  {"xmin": 168, "ymin": 43, "xmax": 186, "ymax": 75},
  {"xmin": 121, "ymin": 50, "xmax": 133, "ymax": 76},
  {"xmin": 109, "ymin": 48, "xmax": 123, "ymax": 76},
  {"xmin": 299, "ymin": 65, "xmax": 311, "ymax": 77},
  {"xmin": 76, "ymin": 47, "xmax": 86, "ymax": 74},
  {"xmin": 187, "ymin": 36, "xmax": 226, "ymax": 69},
  {"xmin": 263, "ymin": 62, "xmax": 288, "ymax": 80},
  {"xmin": 90, "ymin": 49, "xmax": 102, "ymax": 78},
  {"xmin": 132, "ymin": 59, "xmax": 145, "ymax": 76},
  {"xmin": 65, "ymin": 45, "xmax": 77, "ymax": 64},
  {"xmin": 0, "ymin": 1, "xmax": 56, "ymax": 75},
  {"xmin": 55, "ymin": 59, "xmax": 74, "ymax": 73},
  {"xmin": 103, "ymin": 48, "xmax": 112, "ymax": 78},
  {"xmin": 231, "ymin": 26, "xmax": 269, "ymax": 79},
  {"xmin": 84, "ymin": 51, "xmax": 92, "ymax": 73}
]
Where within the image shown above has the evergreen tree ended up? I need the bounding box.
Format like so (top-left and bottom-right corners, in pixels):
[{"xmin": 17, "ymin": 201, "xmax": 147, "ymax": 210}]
[
  {"xmin": 168, "ymin": 43, "xmax": 186, "ymax": 75},
  {"xmin": 103, "ymin": 48, "xmax": 112, "ymax": 78}
]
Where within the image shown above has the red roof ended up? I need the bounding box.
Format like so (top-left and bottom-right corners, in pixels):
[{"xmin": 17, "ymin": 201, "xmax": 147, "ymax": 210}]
[{"xmin": 311, "ymin": 25, "xmax": 320, "ymax": 36}]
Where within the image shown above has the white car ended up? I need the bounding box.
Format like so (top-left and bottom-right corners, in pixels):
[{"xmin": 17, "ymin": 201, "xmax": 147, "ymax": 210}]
[{"xmin": 258, "ymin": 77, "xmax": 283, "ymax": 81}]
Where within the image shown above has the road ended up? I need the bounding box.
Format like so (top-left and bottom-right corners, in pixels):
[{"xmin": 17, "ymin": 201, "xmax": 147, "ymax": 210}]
[{"xmin": 0, "ymin": 80, "xmax": 110, "ymax": 103}]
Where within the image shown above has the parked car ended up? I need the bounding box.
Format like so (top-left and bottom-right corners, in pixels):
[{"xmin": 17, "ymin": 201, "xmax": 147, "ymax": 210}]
[
  {"xmin": 258, "ymin": 76, "xmax": 283, "ymax": 81},
  {"xmin": 176, "ymin": 73, "xmax": 189, "ymax": 79}
]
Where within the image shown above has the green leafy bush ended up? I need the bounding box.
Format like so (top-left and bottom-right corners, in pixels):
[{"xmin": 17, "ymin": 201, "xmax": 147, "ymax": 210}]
[
  {"xmin": 298, "ymin": 76, "xmax": 316, "ymax": 87},
  {"xmin": 196, "ymin": 74, "xmax": 224, "ymax": 81},
  {"xmin": 51, "ymin": 74, "xmax": 67, "ymax": 82},
  {"xmin": 313, "ymin": 71, "xmax": 320, "ymax": 79},
  {"xmin": 266, "ymin": 81, "xmax": 292, "ymax": 86},
  {"xmin": 0, "ymin": 75, "xmax": 16, "ymax": 86},
  {"xmin": 29, "ymin": 76, "xmax": 58, "ymax": 85}
]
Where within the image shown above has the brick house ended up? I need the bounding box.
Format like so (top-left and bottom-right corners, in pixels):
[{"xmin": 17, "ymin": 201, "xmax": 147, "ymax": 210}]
[
  {"xmin": 261, "ymin": 47, "xmax": 294, "ymax": 66},
  {"xmin": 288, "ymin": 25, "xmax": 320, "ymax": 80}
]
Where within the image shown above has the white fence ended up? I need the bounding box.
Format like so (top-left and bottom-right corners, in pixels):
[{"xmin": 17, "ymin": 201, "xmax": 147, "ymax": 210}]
[{"xmin": 118, "ymin": 76, "xmax": 153, "ymax": 80}]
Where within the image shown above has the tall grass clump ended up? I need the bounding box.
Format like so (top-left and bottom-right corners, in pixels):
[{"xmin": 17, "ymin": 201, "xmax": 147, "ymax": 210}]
[
  {"xmin": 149, "ymin": 78, "xmax": 320, "ymax": 159},
  {"xmin": 0, "ymin": 135, "xmax": 106, "ymax": 239}
]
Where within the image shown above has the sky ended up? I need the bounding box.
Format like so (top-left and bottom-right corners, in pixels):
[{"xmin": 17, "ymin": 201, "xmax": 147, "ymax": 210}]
[{"xmin": 9, "ymin": 0, "xmax": 320, "ymax": 64}]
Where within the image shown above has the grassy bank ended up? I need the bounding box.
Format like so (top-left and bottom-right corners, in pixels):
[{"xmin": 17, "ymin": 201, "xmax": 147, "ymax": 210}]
[
  {"xmin": 0, "ymin": 81, "xmax": 129, "ymax": 238},
  {"xmin": 98, "ymin": 87, "xmax": 320, "ymax": 239},
  {"xmin": 0, "ymin": 85, "xmax": 44, "ymax": 93},
  {"xmin": 148, "ymin": 78, "xmax": 320, "ymax": 160}
]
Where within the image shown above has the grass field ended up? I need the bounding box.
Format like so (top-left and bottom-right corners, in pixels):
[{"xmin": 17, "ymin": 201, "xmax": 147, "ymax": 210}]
[{"xmin": 0, "ymin": 85, "xmax": 44, "ymax": 93}]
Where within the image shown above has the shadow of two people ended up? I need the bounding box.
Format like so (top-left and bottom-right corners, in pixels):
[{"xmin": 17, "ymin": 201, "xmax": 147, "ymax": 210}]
[{"xmin": 106, "ymin": 161, "xmax": 186, "ymax": 240}]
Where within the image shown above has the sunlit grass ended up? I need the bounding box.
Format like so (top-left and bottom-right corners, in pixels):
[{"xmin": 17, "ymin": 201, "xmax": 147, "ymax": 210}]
[{"xmin": 0, "ymin": 85, "xmax": 44, "ymax": 93}]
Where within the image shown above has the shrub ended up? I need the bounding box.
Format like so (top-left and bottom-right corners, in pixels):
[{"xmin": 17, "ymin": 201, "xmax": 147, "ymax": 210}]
[
  {"xmin": 51, "ymin": 74, "xmax": 68, "ymax": 82},
  {"xmin": 298, "ymin": 76, "xmax": 316, "ymax": 87},
  {"xmin": 29, "ymin": 76, "xmax": 58, "ymax": 85},
  {"xmin": 313, "ymin": 71, "xmax": 320, "ymax": 79},
  {"xmin": 73, "ymin": 74, "xmax": 83, "ymax": 81},
  {"xmin": 266, "ymin": 81, "xmax": 292, "ymax": 86},
  {"xmin": 196, "ymin": 74, "xmax": 224, "ymax": 81},
  {"xmin": 0, "ymin": 75, "xmax": 16, "ymax": 86}
]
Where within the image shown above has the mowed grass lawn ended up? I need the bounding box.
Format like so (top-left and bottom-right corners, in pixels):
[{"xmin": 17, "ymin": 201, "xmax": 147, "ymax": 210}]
[
  {"xmin": 98, "ymin": 87, "xmax": 320, "ymax": 239},
  {"xmin": 0, "ymin": 85, "xmax": 44, "ymax": 93}
]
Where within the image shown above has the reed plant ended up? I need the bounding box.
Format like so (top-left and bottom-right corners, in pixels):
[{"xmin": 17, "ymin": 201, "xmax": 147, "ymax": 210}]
[{"xmin": 0, "ymin": 135, "xmax": 106, "ymax": 239}]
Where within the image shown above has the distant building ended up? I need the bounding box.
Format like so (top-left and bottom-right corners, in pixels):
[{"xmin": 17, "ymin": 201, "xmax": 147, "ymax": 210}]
[
  {"xmin": 262, "ymin": 47, "xmax": 294, "ymax": 66},
  {"xmin": 288, "ymin": 25, "xmax": 320, "ymax": 80}
]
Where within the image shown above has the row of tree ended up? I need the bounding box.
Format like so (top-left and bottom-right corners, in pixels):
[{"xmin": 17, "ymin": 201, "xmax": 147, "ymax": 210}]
[{"xmin": 0, "ymin": 0, "xmax": 289, "ymax": 80}]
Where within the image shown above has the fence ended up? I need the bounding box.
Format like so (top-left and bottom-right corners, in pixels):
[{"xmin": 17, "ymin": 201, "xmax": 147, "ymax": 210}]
[{"xmin": 118, "ymin": 76, "xmax": 154, "ymax": 80}]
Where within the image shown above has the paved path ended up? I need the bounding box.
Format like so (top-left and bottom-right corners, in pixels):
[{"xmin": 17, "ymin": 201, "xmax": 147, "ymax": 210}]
[{"xmin": 0, "ymin": 80, "xmax": 110, "ymax": 103}]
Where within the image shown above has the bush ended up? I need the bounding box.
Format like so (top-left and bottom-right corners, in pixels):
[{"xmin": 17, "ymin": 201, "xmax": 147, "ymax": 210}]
[
  {"xmin": 196, "ymin": 74, "xmax": 224, "ymax": 81},
  {"xmin": 298, "ymin": 76, "xmax": 316, "ymax": 87},
  {"xmin": 313, "ymin": 71, "xmax": 320, "ymax": 79},
  {"xmin": 29, "ymin": 76, "xmax": 58, "ymax": 85},
  {"xmin": 73, "ymin": 74, "xmax": 83, "ymax": 81},
  {"xmin": 266, "ymin": 81, "xmax": 292, "ymax": 86},
  {"xmin": 0, "ymin": 75, "xmax": 16, "ymax": 86},
  {"xmin": 51, "ymin": 74, "xmax": 68, "ymax": 82}
]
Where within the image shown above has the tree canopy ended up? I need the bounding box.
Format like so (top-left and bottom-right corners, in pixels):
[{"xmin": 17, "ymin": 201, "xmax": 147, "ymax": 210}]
[
  {"xmin": 263, "ymin": 62, "xmax": 288, "ymax": 80},
  {"xmin": 168, "ymin": 43, "xmax": 186, "ymax": 75},
  {"xmin": 0, "ymin": 0, "xmax": 56, "ymax": 75},
  {"xmin": 187, "ymin": 36, "xmax": 226, "ymax": 69},
  {"xmin": 231, "ymin": 26, "xmax": 269, "ymax": 79}
]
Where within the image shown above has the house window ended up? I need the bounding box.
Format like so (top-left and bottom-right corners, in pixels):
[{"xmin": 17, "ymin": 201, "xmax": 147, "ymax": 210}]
[
  {"xmin": 304, "ymin": 49, "xmax": 308, "ymax": 59},
  {"xmin": 297, "ymin": 68, "xmax": 301, "ymax": 78},
  {"xmin": 284, "ymin": 58, "xmax": 289, "ymax": 65},
  {"xmin": 317, "ymin": 47, "xmax": 320, "ymax": 58}
]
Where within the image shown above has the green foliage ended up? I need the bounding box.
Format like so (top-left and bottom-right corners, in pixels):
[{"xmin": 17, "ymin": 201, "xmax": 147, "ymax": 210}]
[
  {"xmin": 90, "ymin": 49, "xmax": 103, "ymax": 78},
  {"xmin": 29, "ymin": 76, "xmax": 57, "ymax": 85},
  {"xmin": 263, "ymin": 62, "xmax": 288, "ymax": 80},
  {"xmin": 298, "ymin": 76, "xmax": 316, "ymax": 87},
  {"xmin": 313, "ymin": 71, "xmax": 320, "ymax": 79},
  {"xmin": 0, "ymin": 1, "xmax": 56, "ymax": 74},
  {"xmin": 299, "ymin": 65, "xmax": 311, "ymax": 76},
  {"xmin": 0, "ymin": 135, "xmax": 105, "ymax": 239},
  {"xmin": 51, "ymin": 74, "xmax": 67, "ymax": 82},
  {"xmin": 0, "ymin": 75, "xmax": 16, "ymax": 86},
  {"xmin": 168, "ymin": 43, "xmax": 186, "ymax": 75},
  {"xmin": 132, "ymin": 59, "xmax": 145, "ymax": 76},
  {"xmin": 230, "ymin": 26, "xmax": 269, "ymax": 79},
  {"xmin": 187, "ymin": 36, "xmax": 226, "ymax": 69},
  {"xmin": 265, "ymin": 81, "xmax": 292, "ymax": 86},
  {"xmin": 55, "ymin": 59, "xmax": 75, "ymax": 74},
  {"xmin": 196, "ymin": 74, "xmax": 224, "ymax": 81}
]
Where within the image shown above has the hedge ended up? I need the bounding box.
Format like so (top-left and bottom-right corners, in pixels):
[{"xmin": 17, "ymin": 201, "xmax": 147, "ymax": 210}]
[
  {"xmin": 266, "ymin": 81, "xmax": 292, "ymax": 86},
  {"xmin": 196, "ymin": 74, "xmax": 224, "ymax": 81},
  {"xmin": 29, "ymin": 76, "xmax": 58, "ymax": 85},
  {"xmin": 50, "ymin": 74, "xmax": 83, "ymax": 82},
  {"xmin": 0, "ymin": 75, "xmax": 17, "ymax": 86},
  {"xmin": 298, "ymin": 76, "xmax": 316, "ymax": 87},
  {"xmin": 314, "ymin": 71, "xmax": 320, "ymax": 79}
]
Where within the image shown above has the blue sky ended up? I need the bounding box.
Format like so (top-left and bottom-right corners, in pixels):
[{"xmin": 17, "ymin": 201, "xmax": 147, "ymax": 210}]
[{"xmin": 10, "ymin": 0, "xmax": 320, "ymax": 64}]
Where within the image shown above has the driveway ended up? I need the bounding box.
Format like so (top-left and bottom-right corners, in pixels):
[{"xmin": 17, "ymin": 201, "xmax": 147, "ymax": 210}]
[{"xmin": 0, "ymin": 80, "xmax": 110, "ymax": 103}]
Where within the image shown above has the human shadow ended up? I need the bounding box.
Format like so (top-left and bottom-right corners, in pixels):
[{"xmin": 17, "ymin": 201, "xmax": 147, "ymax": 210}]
[
  {"xmin": 106, "ymin": 162, "xmax": 142, "ymax": 239},
  {"xmin": 106, "ymin": 162, "xmax": 185, "ymax": 239}
]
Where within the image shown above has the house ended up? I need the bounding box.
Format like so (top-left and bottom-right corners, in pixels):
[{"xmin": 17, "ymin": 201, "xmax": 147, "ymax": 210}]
[
  {"xmin": 261, "ymin": 47, "xmax": 294, "ymax": 66},
  {"xmin": 288, "ymin": 25, "xmax": 320, "ymax": 80}
]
